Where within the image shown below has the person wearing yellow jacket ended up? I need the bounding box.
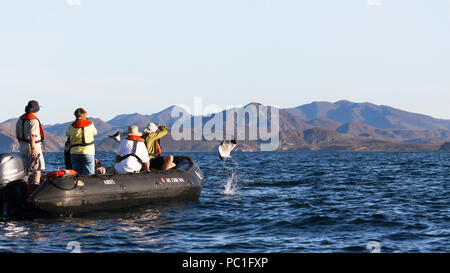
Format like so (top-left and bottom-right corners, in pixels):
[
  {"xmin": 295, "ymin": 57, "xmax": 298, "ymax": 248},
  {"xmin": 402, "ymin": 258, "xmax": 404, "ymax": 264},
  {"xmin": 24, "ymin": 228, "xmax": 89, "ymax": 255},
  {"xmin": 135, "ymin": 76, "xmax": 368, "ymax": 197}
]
[
  {"xmin": 66, "ymin": 108, "xmax": 97, "ymax": 175},
  {"xmin": 142, "ymin": 123, "xmax": 176, "ymax": 171}
]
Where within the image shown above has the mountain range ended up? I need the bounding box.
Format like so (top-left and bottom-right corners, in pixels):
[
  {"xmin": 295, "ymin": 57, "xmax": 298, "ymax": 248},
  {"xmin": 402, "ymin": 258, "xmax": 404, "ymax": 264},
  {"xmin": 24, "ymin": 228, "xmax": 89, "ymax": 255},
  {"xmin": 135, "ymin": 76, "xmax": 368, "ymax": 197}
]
[{"xmin": 1, "ymin": 100, "xmax": 450, "ymax": 153}]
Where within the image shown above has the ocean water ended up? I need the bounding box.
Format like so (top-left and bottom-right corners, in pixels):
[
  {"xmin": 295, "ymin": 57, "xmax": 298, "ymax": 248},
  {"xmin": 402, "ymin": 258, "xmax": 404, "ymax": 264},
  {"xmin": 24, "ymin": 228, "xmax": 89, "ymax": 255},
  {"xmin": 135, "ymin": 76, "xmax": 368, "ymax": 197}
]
[{"xmin": 0, "ymin": 151, "xmax": 449, "ymax": 253}]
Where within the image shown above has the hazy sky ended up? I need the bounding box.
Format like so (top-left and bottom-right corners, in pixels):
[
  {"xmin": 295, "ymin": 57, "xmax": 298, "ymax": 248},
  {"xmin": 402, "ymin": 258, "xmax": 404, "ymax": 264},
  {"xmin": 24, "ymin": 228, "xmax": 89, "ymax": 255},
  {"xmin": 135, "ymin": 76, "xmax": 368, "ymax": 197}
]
[{"xmin": 1, "ymin": 0, "xmax": 450, "ymax": 124}]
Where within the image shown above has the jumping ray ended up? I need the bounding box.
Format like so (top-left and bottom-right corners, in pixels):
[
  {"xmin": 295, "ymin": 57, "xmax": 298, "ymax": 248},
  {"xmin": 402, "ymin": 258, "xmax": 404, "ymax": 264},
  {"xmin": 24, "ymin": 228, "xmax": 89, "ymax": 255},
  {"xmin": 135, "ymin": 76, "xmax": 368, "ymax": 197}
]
[
  {"xmin": 218, "ymin": 139, "xmax": 237, "ymax": 161},
  {"xmin": 108, "ymin": 131, "xmax": 121, "ymax": 143}
]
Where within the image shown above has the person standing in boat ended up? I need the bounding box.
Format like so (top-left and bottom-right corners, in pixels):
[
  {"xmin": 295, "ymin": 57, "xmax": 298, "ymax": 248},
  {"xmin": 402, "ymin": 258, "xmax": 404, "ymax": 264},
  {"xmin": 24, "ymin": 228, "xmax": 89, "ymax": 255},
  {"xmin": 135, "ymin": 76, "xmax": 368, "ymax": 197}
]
[
  {"xmin": 16, "ymin": 100, "xmax": 46, "ymax": 185},
  {"xmin": 114, "ymin": 125, "xmax": 150, "ymax": 174},
  {"xmin": 142, "ymin": 123, "xmax": 176, "ymax": 171},
  {"xmin": 66, "ymin": 108, "xmax": 97, "ymax": 175}
]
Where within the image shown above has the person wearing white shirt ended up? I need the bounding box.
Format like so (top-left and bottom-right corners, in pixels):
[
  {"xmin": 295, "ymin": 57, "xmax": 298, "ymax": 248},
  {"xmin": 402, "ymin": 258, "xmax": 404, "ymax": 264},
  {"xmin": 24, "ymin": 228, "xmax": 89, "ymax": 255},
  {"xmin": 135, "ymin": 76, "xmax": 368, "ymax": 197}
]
[{"xmin": 114, "ymin": 126, "xmax": 150, "ymax": 174}]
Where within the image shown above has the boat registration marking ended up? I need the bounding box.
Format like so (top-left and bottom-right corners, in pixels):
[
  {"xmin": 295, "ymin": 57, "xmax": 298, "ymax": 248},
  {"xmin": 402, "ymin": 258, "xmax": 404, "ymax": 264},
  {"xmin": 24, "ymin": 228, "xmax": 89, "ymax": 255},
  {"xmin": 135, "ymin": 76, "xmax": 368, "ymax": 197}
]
[
  {"xmin": 160, "ymin": 177, "xmax": 185, "ymax": 183},
  {"xmin": 104, "ymin": 180, "xmax": 116, "ymax": 185}
]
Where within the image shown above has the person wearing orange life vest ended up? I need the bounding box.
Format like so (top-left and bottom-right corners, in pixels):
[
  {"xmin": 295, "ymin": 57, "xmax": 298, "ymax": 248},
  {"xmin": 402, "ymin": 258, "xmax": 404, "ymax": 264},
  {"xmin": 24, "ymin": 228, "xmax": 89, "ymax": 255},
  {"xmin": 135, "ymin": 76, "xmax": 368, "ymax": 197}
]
[
  {"xmin": 66, "ymin": 108, "xmax": 98, "ymax": 175},
  {"xmin": 142, "ymin": 123, "xmax": 176, "ymax": 171},
  {"xmin": 16, "ymin": 100, "xmax": 46, "ymax": 185},
  {"xmin": 114, "ymin": 126, "xmax": 150, "ymax": 174}
]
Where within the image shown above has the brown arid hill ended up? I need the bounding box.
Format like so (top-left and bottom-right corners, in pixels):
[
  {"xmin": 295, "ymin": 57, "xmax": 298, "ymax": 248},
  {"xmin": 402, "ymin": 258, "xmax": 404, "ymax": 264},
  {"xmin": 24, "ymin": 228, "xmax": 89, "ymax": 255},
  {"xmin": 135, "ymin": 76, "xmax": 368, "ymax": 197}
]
[
  {"xmin": 0, "ymin": 119, "xmax": 18, "ymax": 138},
  {"xmin": 306, "ymin": 117, "xmax": 342, "ymax": 130},
  {"xmin": 0, "ymin": 134, "xmax": 16, "ymax": 153},
  {"xmin": 377, "ymin": 129, "xmax": 450, "ymax": 145},
  {"xmin": 40, "ymin": 133, "xmax": 66, "ymax": 152},
  {"xmin": 159, "ymin": 130, "xmax": 260, "ymax": 153},
  {"xmin": 106, "ymin": 113, "xmax": 153, "ymax": 130},
  {"xmin": 95, "ymin": 135, "xmax": 122, "ymax": 152},
  {"xmin": 0, "ymin": 131, "xmax": 66, "ymax": 153},
  {"xmin": 0, "ymin": 119, "xmax": 21, "ymax": 152},
  {"xmin": 0, "ymin": 119, "xmax": 66, "ymax": 152},
  {"xmin": 284, "ymin": 100, "xmax": 450, "ymax": 130},
  {"xmin": 105, "ymin": 105, "xmax": 191, "ymax": 129},
  {"xmin": 278, "ymin": 128, "xmax": 436, "ymax": 152},
  {"xmin": 279, "ymin": 128, "xmax": 356, "ymax": 150},
  {"xmin": 336, "ymin": 122, "xmax": 380, "ymax": 137},
  {"xmin": 3, "ymin": 125, "xmax": 435, "ymax": 153},
  {"xmin": 94, "ymin": 129, "xmax": 261, "ymax": 153},
  {"xmin": 336, "ymin": 122, "xmax": 450, "ymax": 145},
  {"xmin": 189, "ymin": 102, "xmax": 312, "ymax": 131},
  {"xmin": 1, "ymin": 100, "xmax": 449, "ymax": 153}
]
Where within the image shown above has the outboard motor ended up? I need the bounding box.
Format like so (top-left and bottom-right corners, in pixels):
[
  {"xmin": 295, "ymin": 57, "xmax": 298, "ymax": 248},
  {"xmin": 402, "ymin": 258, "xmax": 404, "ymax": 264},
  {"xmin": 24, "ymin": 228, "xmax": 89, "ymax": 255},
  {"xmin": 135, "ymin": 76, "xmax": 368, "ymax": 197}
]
[
  {"xmin": 0, "ymin": 153, "xmax": 28, "ymax": 219},
  {"xmin": 0, "ymin": 153, "xmax": 26, "ymax": 186}
]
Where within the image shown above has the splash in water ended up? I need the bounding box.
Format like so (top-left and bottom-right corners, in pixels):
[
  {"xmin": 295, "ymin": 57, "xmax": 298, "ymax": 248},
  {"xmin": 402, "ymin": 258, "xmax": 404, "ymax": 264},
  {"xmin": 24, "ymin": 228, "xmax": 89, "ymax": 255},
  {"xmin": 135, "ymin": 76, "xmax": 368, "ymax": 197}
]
[
  {"xmin": 222, "ymin": 157, "xmax": 239, "ymax": 195},
  {"xmin": 223, "ymin": 172, "xmax": 238, "ymax": 195}
]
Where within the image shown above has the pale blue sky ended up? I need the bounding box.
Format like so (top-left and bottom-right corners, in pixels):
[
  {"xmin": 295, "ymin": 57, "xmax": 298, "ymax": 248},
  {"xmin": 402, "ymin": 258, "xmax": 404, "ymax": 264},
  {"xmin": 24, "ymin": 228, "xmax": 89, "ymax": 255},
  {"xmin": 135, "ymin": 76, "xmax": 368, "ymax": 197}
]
[{"xmin": 1, "ymin": 0, "xmax": 450, "ymax": 124}]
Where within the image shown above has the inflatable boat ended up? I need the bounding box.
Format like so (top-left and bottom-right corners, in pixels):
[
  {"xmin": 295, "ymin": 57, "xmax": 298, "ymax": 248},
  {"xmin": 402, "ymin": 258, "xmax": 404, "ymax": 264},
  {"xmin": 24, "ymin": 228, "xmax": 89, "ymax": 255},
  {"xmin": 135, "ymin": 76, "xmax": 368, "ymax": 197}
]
[{"xmin": 0, "ymin": 154, "xmax": 205, "ymax": 218}]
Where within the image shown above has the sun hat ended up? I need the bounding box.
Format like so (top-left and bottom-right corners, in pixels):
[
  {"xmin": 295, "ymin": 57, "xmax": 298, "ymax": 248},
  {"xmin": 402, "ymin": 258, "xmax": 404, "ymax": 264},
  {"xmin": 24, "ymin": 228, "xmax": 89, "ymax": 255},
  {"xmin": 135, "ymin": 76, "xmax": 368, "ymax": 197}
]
[
  {"xmin": 143, "ymin": 123, "xmax": 159, "ymax": 134},
  {"xmin": 127, "ymin": 125, "xmax": 142, "ymax": 136},
  {"xmin": 25, "ymin": 100, "xmax": 40, "ymax": 113}
]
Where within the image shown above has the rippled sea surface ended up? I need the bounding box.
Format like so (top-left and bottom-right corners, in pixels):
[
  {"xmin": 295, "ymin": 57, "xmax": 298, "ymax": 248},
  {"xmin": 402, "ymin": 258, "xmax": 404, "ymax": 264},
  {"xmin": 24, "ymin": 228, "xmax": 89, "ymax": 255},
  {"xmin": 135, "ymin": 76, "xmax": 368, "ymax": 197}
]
[{"xmin": 0, "ymin": 152, "xmax": 449, "ymax": 253}]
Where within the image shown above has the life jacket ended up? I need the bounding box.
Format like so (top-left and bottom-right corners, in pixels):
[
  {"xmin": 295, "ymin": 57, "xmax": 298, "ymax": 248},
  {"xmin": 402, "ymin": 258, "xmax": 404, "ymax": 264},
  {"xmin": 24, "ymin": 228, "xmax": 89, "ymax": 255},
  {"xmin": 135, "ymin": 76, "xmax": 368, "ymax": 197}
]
[
  {"xmin": 118, "ymin": 136, "xmax": 145, "ymax": 164},
  {"xmin": 17, "ymin": 113, "xmax": 45, "ymax": 144},
  {"xmin": 127, "ymin": 135, "xmax": 145, "ymax": 142},
  {"xmin": 69, "ymin": 119, "xmax": 94, "ymax": 148},
  {"xmin": 156, "ymin": 139, "xmax": 162, "ymax": 155},
  {"xmin": 142, "ymin": 133, "xmax": 162, "ymax": 157},
  {"xmin": 46, "ymin": 169, "xmax": 78, "ymax": 179}
]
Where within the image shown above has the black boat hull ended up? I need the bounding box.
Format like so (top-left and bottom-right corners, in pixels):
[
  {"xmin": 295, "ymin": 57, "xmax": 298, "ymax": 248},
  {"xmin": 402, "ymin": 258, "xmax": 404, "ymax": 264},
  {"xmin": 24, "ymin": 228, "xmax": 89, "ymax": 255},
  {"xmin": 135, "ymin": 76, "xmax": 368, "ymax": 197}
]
[{"xmin": 29, "ymin": 157, "xmax": 205, "ymax": 217}]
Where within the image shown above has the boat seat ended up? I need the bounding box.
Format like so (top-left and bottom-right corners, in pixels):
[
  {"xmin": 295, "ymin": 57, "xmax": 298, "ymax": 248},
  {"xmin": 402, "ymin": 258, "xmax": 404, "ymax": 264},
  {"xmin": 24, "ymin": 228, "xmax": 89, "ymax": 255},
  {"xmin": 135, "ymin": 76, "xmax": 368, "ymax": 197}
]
[{"xmin": 173, "ymin": 156, "xmax": 192, "ymax": 171}]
